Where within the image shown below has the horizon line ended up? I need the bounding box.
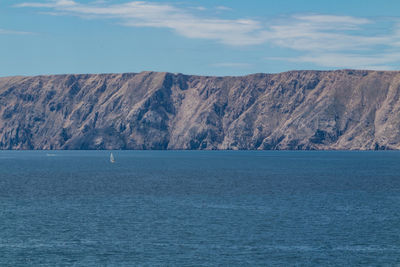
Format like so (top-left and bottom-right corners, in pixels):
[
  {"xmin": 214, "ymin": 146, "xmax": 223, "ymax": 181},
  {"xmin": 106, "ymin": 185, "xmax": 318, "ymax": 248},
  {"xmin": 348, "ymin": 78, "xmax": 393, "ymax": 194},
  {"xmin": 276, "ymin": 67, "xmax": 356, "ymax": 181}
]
[{"xmin": 1, "ymin": 68, "xmax": 399, "ymax": 79}]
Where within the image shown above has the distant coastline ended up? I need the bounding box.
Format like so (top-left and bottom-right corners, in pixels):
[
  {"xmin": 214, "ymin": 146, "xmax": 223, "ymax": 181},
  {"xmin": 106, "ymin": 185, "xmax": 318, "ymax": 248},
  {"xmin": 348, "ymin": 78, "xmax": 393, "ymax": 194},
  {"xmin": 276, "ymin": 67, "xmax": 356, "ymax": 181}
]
[{"xmin": 0, "ymin": 69, "xmax": 399, "ymax": 150}]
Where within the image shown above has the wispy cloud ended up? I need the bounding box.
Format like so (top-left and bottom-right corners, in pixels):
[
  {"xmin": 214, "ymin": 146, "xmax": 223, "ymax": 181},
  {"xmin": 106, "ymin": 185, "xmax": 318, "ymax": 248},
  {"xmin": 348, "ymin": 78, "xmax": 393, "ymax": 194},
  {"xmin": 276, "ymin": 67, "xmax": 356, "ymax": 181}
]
[
  {"xmin": 192, "ymin": 6, "xmax": 206, "ymax": 11},
  {"xmin": 15, "ymin": 0, "xmax": 268, "ymax": 46},
  {"xmin": 215, "ymin": 6, "xmax": 232, "ymax": 11},
  {"xmin": 17, "ymin": 0, "xmax": 76, "ymax": 8},
  {"xmin": 267, "ymin": 15, "xmax": 392, "ymax": 52},
  {"xmin": 264, "ymin": 15, "xmax": 400, "ymax": 69},
  {"xmin": 0, "ymin": 28, "xmax": 33, "ymax": 35},
  {"xmin": 267, "ymin": 52, "xmax": 400, "ymax": 70},
  {"xmin": 212, "ymin": 62, "xmax": 252, "ymax": 68},
  {"xmin": 297, "ymin": 52, "xmax": 400, "ymax": 70},
  {"xmin": 14, "ymin": 0, "xmax": 400, "ymax": 70}
]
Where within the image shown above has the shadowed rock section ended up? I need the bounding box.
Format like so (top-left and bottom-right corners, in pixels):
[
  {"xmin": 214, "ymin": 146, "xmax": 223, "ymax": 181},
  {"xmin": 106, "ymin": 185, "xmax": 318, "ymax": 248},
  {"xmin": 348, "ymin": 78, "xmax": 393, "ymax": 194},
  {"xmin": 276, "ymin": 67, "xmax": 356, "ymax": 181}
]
[{"xmin": 0, "ymin": 70, "xmax": 400, "ymax": 150}]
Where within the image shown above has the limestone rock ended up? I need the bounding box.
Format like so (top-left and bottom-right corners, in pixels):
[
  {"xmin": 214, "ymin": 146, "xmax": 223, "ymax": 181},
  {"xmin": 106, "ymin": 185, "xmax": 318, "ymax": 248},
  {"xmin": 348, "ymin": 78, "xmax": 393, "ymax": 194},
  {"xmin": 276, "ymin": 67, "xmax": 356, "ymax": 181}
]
[{"xmin": 0, "ymin": 70, "xmax": 399, "ymax": 150}]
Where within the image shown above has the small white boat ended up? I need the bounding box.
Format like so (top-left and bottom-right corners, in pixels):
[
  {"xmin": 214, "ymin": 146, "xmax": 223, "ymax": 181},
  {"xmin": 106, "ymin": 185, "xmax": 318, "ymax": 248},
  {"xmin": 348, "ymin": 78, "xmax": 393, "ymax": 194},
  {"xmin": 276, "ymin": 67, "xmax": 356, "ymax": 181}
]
[{"xmin": 110, "ymin": 152, "xmax": 115, "ymax": 163}]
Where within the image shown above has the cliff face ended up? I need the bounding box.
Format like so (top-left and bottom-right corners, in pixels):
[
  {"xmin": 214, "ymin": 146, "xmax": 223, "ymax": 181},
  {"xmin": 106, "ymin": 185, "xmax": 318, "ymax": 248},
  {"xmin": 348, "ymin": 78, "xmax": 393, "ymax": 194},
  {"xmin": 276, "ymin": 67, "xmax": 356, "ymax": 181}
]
[{"xmin": 0, "ymin": 70, "xmax": 400, "ymax": 150}]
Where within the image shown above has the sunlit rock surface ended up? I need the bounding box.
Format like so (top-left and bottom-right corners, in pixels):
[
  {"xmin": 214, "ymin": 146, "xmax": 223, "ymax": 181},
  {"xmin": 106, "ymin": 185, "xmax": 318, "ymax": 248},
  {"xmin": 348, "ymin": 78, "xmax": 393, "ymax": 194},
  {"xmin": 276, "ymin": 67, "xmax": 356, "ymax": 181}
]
[{"xmin": 1, "ymin": 70, "xmax": 400, "ymax": 150}]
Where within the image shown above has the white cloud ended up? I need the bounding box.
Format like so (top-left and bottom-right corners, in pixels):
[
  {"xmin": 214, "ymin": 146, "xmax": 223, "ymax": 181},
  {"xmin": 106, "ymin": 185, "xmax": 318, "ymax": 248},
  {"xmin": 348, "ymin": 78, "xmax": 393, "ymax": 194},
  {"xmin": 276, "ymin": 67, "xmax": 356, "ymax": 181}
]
[
  {"xmin": 215, "ymin": 6, "xmax": 232, "ymax": 11},
  {"xmin": 293, "ymin": 14, "xmax": 370, "ymax": 26},
  {"xmin": 212, "ymin": 62, "xmax": 252, "ymax": 68},
  {"xmin": 16, "ymin": 0, "xmax": 75, "ymax": 8},
  {"xmin": 192, "ymin": 6, "xmax": 206, "ymax": 11},
  {"xmin": 0, "ymin": 28, "xmax": 33, "ymax": 35},
  {"xmin": 297, "ymin": 53, "xmax": 400, "ymax": 69},
  {"xmin": 14, "ymin": 1, "xmax": 400, "ymax": 69},
  {"xmin": 267, "ymin": 52, "xmax": 400, "ymax": 70},
  {"xmin": 266, "ymin": 15, "xmax": 395, "ymax": 52},
  {"xmin": 15, "ymin": 0, "xmax": 268, "ymax": 46},
  {"xmin": 264, "ymin": 15, "xmax": 400, "ymax": 69}
]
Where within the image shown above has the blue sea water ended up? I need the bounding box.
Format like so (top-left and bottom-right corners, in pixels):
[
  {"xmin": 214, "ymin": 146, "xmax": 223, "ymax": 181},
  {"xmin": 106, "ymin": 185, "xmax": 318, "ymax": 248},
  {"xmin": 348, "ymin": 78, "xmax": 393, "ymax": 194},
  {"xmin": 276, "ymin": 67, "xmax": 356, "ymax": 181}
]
[{"xmin": 0, "ymin": 150, "xmax": 400, "ymax": 266}]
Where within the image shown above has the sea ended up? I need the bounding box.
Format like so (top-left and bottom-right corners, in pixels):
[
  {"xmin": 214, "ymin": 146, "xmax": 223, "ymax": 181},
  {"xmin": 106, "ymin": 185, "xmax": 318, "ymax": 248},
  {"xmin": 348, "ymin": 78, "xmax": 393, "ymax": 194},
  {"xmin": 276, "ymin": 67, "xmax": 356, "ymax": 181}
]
[{"xmin": 0, "ymin": 150, "xmax": 399, "ymax": 266}]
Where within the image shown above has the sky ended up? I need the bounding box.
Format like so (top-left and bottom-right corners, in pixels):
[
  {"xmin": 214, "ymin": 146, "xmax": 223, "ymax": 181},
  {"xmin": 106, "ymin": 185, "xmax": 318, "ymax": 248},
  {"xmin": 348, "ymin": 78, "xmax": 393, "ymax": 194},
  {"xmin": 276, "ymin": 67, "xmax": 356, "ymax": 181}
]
[{"xmin": 1, "ymin": 0, "xmax": 400, "ymax": 77}]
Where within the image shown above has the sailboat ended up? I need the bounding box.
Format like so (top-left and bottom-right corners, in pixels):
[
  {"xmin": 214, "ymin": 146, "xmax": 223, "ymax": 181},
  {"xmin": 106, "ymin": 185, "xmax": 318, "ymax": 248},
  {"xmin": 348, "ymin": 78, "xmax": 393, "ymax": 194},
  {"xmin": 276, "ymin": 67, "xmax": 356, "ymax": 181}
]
[{"xmin": 110, "ymin": 152, "xmax": 115, "ymax": 163}]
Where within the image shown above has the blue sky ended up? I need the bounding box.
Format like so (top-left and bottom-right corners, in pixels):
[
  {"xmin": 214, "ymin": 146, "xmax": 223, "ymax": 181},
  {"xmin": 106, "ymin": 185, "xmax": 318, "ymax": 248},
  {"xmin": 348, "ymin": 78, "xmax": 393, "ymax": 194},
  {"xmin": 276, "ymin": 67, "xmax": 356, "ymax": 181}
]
[{"xmin": 1, "ymin": 0, "xmax": 400, "ymax": 77}]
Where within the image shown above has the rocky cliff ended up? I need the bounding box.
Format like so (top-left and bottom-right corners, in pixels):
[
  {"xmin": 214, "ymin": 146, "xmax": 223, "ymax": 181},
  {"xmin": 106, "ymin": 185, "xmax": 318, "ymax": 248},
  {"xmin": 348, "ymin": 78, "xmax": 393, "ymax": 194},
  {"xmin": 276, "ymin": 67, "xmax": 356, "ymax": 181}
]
[{"xmin": 1, "ymin": 70, "xmax": 400, "ymax": 150}]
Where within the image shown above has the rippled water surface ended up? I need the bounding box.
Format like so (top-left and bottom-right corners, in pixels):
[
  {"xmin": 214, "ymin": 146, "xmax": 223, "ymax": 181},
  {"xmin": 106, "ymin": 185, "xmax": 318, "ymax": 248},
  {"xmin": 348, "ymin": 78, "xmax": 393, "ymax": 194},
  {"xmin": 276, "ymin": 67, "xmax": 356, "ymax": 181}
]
[{"xmin": 0, "ymin": 150, "xmax": 400, "ymax": 266}]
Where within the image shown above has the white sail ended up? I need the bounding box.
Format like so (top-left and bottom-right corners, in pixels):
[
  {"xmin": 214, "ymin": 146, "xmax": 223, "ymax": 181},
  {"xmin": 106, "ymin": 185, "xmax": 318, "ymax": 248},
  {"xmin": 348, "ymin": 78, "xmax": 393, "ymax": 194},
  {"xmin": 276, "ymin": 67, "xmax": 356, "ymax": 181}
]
[{"xmin": 110, "ymin": 152, "xmax": 115, "ymax": 163}]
